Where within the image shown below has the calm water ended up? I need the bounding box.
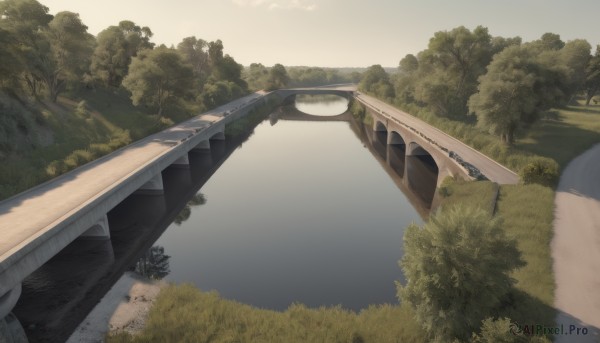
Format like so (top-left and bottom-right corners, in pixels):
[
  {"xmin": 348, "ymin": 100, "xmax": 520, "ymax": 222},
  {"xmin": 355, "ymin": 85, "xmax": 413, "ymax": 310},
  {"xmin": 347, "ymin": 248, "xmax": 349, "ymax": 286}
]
[
  {"xmin": 153, "ymin": 95, "xmax": 423, "ymax": 310},
  {"xmin": 15, "ymin": 95, "xmax": 436, "ymax": 342}
]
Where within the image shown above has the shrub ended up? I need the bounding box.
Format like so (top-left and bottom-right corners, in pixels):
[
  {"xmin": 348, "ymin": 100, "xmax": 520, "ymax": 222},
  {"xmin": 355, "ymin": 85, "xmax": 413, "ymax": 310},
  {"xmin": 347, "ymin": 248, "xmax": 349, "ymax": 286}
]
[{"xmin": 519, "ymin": 157, "xmax": 559, "ymax": 187}]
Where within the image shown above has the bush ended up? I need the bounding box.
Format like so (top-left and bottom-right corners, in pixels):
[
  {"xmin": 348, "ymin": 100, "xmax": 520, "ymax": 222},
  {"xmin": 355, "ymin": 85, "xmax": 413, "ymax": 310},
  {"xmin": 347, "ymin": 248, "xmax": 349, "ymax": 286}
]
[{"xmin": 519, "ymin": 157, "xmax": 559, "ymax": 187}]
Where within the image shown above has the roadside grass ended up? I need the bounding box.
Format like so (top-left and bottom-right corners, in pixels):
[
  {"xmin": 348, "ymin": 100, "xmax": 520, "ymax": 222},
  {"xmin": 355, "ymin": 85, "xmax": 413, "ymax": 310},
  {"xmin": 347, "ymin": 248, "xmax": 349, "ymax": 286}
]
[
  {"xmin": 495, "ymin": 184, "xmax": 555, "ymax": 326},
  {"xmin": 437, "ymin": 178, "xmax": 499, "ymax": 215},
  {"xmin": 107, "ymin": 284, "xmax": 426, "ymax": 343}
]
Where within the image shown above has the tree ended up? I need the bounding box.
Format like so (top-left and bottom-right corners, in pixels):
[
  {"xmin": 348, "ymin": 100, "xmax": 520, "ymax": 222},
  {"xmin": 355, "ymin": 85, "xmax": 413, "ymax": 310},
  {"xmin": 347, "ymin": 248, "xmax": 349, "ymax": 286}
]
[
  {"xmin": 90, "ymin": 21, "xmax": 154, "ymax": 87},
  {"xmin": 584, "ymin": 46, "xmax": 600, "ymax": 105},
  {"xmin": 43, "ymin": 11, "xmax": 95, "ymax": 102},
  {"xmin": 177, "ymin": 36, "xmax": 210, "ymax": 89},
  {"xmin": 90, "ymin": 26, "xmax": 129, "ymax": 87},
  {"xmin": 265, "ymin": 63, "xmax": 289, "ymax": 90},
  {"xmin": 397, "ymin": 205, "xmax": 524, "ymax": 342},
  {"xmin": 244, "ymin": 63, "xmax": 269, "ymax": 90},
  {"xmin": 359, "ymin": 64, "xmax": 394, "ymax": 100},
  {"xmin": 0, "ymin": 0, "xmax": 53, "ymax": 96},
  {"xmin": 559, "ymin": 39, "xmax": 592, "ymax": 102},
  {"xmin": 413, "ymin": 26, "xmax": 493, "ymax": 117},
  {"xmin": 469, "ymin": 45, "xmax": 565, "ymax": 144},
  {"xmin": 122, "ymin": 46, "xmax": 194, "ymax": 116}
]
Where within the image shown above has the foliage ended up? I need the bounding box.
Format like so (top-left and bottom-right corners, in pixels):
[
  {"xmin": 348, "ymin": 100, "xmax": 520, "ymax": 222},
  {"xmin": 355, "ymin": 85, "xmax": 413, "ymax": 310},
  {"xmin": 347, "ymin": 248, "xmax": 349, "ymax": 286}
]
[
  {"xmin": 412, "ymin": 26, "xmax": 495, "ymax": 117},
  {"xmin": 358, "ymin": 64, "xmax": 394, "ymax": 101},
  {"xmin": 265, "ymin": 63, "xmax": 290, "ymax": 90},
  {"xmin": 519, "ymin": 157, "xmax": 559, "ymax": 187},
  {"xmin": 468, "ymin": 44, "xmax": 568, "ymax": 144},
  {"xmin": 90, "ymin": 21, "xmax": 154, "ymax": 87},
  {"xmin": 107, "ymin": 284, "xmax": 426, "ymax": 343},
  {"xmin": 42, "ymin": 11, "xmax": 95, "ymax": 101},
  {"xmin": 397, "ymin": 205, "xmax": 524, "ymax": 342},
  {"xmin": 122, "ymin": 46, "xmax": 194, "ymax": 117},
  {"xmin": 584, "ymin": 46, "xmax": 600, "ymax": 105},
  {"xmin": 287, "ymin": 66, "xmax": 355, "ymax": 87},
  {"xmin": 470, "ymin": 317, "xmax": 527, "ymax": 343}
]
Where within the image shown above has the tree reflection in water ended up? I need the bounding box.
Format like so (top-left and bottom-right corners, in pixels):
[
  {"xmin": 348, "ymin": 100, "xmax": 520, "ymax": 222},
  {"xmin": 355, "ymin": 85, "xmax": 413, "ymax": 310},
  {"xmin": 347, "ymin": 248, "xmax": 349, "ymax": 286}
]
[
  {"xmin": 134, "ymin": 246, "xmax": 171, "ymax": 280},
  {"xmin": 173, "ymin": 193, "xmax": 207, "ymax": 225}
]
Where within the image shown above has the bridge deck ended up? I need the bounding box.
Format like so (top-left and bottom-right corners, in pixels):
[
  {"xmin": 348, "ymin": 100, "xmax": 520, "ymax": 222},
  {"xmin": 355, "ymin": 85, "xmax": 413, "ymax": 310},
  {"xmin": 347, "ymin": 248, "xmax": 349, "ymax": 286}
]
[
  {"xmin": 0, "ymin": 92, "xmax": 264, "ymax": 263},
  {"xmin": 356, "ymin": 93, "xmax": 519, "ymax": 184}
]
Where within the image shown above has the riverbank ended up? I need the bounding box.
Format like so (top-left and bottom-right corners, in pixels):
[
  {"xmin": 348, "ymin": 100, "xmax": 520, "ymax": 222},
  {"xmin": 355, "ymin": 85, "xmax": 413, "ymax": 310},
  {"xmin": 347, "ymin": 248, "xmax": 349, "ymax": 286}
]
[{"xmin": 66, "ymin": 272, "xmax": 165, "ymax": 342}]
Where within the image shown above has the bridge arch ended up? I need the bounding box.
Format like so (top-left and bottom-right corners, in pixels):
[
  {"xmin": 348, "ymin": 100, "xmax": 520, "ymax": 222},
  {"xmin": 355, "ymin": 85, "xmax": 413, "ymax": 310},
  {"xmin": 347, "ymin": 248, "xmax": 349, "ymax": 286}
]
[
  {"xmin": 374, "ymin": 120, "xmax": 387, "ymax": 132},
  {"xmin": 389, "ymin": 131, "xmax": 405, "ymax": 145},
  {"xmin": 405, "ymin": 142, "xmax": 439, "ymax": 206}
]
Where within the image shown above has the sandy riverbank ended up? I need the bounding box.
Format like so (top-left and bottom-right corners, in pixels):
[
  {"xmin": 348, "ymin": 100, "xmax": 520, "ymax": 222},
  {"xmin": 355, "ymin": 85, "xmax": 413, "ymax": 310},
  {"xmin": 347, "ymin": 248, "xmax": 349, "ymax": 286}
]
[{"xmin": 66, "ymin": 272, "xmax": 165, "ymax": 342}]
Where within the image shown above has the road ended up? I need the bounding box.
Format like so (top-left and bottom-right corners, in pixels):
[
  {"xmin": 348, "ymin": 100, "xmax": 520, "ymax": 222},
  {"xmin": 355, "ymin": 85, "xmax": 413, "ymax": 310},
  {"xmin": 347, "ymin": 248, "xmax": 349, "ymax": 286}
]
[
  {"xmin": 552, "ymin": 143, "xmax": 600, "ymax": 342},
  {"xmin": 0, "ymin": 92, "xmax": 264, "ymax": 263},
  {"xmin": 355, "ymin": 93, "xmax": 520, "ymax": 184}
]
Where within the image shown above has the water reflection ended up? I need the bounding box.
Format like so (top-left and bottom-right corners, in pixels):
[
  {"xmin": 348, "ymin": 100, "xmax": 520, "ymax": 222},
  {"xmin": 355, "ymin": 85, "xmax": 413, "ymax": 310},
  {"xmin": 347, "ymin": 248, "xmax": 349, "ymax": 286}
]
[
  {"xmin": 13, "ymin": 124, "xmax": 260, "ymax": 343},
  {"xmin": 294, "ymin": 94, "xmax": 349, "ymax": 116},
  {"xmin": 134, "ymin": 246, "xmax": 171, "ymax": 280},
  {"xmin": 173, "ymin": 193, "xmax": 207, "ymax": 225}
]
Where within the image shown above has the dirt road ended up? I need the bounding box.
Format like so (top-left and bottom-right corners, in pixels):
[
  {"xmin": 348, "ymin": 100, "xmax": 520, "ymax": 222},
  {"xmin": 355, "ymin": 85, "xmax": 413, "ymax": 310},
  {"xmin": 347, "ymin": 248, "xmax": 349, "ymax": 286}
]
[{"xmin": 552, "ymin": 143, "xmax": 600, "ymax": 342}]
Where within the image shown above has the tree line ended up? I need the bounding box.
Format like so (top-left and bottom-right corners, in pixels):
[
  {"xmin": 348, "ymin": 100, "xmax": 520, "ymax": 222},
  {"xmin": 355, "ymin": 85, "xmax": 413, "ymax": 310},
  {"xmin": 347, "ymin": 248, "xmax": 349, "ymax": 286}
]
[
  {"xmin": 0, "ymin": 0, "xmax": 292, "ymax": 118},
  {"xmin": 359, "ymin": 26, "xmax": 600, "ymax": 144}
]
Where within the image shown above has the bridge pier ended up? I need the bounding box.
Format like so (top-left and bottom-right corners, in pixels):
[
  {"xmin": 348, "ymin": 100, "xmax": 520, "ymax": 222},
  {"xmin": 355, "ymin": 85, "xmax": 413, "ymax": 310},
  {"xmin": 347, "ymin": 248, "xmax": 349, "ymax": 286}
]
[
  {"xmin": 137, "ymin": 173, "xmax": 164, "ymax": 194},
  {"xmin": 0, "ymin": 285, "xmax": 21, "ymax": 320},
  {"xmin": 192, "ymin": 140, "xmax": 210, "ymax": 151},
  {"xmin": 0, "ymin": 313, "xmax": 27, "ymax": 343},
  {"xmin": 171, "ymin": 154, "xmax": 190, "ymax": 168},
  {"xmin": 81, "ymin": 214, "xmax": 110, "ymax": 240},
  {"xmin": 210, "ymin": 130, "xmax": 225, "ymax": 140}
]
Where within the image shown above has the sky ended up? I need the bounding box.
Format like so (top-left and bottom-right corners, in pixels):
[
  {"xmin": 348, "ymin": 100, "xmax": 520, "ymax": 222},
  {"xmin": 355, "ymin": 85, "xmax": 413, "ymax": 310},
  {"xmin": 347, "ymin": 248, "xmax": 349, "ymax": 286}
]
[{"xmin": 40, "ymin": 0, "xmax": 600, "ymax": 68}]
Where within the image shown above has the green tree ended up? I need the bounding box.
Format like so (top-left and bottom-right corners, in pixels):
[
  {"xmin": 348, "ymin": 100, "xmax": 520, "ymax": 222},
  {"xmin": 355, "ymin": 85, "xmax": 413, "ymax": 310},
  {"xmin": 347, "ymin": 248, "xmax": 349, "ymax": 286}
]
[
  {"xmin": 200, "ymin": 80, "xmax": 244, "ymax": 109},
  {"xmin": 43, "ymin": 11, "xmax": 95, "ymax": 102},
  {"xmin": 244, "ymin": 63, "xmax": 269, "ymax": 91},
  {"xmin": 584, "ymin": 46, "xmax": 600, "ymax": 105},
  {"xmin": 90, "ymin": 21, "xmax": 153, "ymax": 88},
  {"xmin": 265, "ymin": 63, "xmax": 289, "ymax": 90},
  {"xmin": 469, "ymin": 45, "xmax": 565, "ymax": 144},
  {"xmin": 559, "ymin": 39, "xmax": 592, "ymax": 102},
  {"xmin": 177, "ymin": 36, "xmax": 210, "ymax": 89},
  {"xmin": 413, "ymin": 26, "xmax": 493, "ymax": 117},
  {"xmin": 359, "ymin": 64, "xmax": 394, "ymax": 100},
  {"xmin": 0, "ymin": 0, "xmax": 53, "ymax": 96},
  {"xmin": 90, "ymin": 26, "xmax": 129, "ymax": 87},
  {"xmin": 122, "ymin": 46, "xmax": 193, "ymax": 116},
  {"xmin": 397, "ymin": 205, "xmax": 524, "ymax": 342}
]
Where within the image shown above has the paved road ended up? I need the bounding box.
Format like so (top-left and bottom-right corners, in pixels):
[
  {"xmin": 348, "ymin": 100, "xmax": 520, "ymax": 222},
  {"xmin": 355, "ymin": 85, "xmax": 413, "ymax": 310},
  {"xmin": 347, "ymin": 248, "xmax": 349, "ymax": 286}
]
[
  {"xmin": 355, "ymin": 93, "xmax": 520, "ymax": 184},
  {"xmin": 0, "ymin": 92, "xmax": 264, "ymax": 262},
  {"xmin": 552, "ymin": 143, "xmax": 600, "ymax": 342}
]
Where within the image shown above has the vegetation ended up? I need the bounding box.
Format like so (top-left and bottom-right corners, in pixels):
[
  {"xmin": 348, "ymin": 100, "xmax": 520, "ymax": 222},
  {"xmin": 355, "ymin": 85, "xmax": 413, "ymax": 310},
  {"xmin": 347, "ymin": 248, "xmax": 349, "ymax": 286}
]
[
  {"xmin": 398, "ymin": 205, "xmax": 524, "ymax": 342},
  {"xmin": 0, "ymin": 0, "xmax": 266, "ymax": 200},
  {"xmin": 107, "ymin": 284, "xmax": 426, "ymax": 343},
  {"xmin": 360, "ymin": 26, "xmax": 597, "ymax": 154}
]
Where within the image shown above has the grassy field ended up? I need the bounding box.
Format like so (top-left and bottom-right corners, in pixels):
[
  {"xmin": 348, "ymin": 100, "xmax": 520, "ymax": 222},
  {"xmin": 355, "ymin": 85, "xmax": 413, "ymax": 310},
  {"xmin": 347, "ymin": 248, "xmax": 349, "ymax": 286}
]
[{"xmin": 107, "ymin": 284, "xmax": 426, "ymax": 343}]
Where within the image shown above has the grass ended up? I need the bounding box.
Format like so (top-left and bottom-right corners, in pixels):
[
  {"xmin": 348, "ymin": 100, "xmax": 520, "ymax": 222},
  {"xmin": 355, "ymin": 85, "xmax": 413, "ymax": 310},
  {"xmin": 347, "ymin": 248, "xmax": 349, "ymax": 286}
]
[
  {"xmin": 495, "ymin": 184, "xmax": 555, "ymax": 325},
  {"xmin": 437, "ymin": 178, "xmax": 499, "ymax": 215},
  {"xmin": 107, "ymin": 284, "xmax": 426, "ymax": 343}
]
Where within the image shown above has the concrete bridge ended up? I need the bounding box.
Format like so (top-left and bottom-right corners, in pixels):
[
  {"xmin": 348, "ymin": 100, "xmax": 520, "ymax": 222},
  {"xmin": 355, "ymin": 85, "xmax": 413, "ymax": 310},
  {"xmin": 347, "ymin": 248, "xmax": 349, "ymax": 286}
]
[{"xmin": 354, "ymin": 92, "xmax": 520, "ymax": 186}]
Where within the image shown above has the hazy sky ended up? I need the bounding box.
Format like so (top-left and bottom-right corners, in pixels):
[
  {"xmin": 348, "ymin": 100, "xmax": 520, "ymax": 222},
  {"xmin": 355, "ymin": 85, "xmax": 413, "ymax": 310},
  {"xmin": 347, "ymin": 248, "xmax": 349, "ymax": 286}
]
[{"xmin": 40, "ymin": 0, "xmax": 600, "ymax": 68}]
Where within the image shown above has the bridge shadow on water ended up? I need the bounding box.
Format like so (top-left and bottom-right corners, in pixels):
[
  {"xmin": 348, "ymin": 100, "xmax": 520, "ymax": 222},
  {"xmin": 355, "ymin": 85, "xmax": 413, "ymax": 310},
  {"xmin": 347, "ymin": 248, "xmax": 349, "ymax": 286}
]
[
  {"xmin": 12, "ymin": 130, "xmax": 256, "ymax": 343},
  {"xmin": 357, "ymin": 122, "xmax": 437, "ymax": 218}
]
